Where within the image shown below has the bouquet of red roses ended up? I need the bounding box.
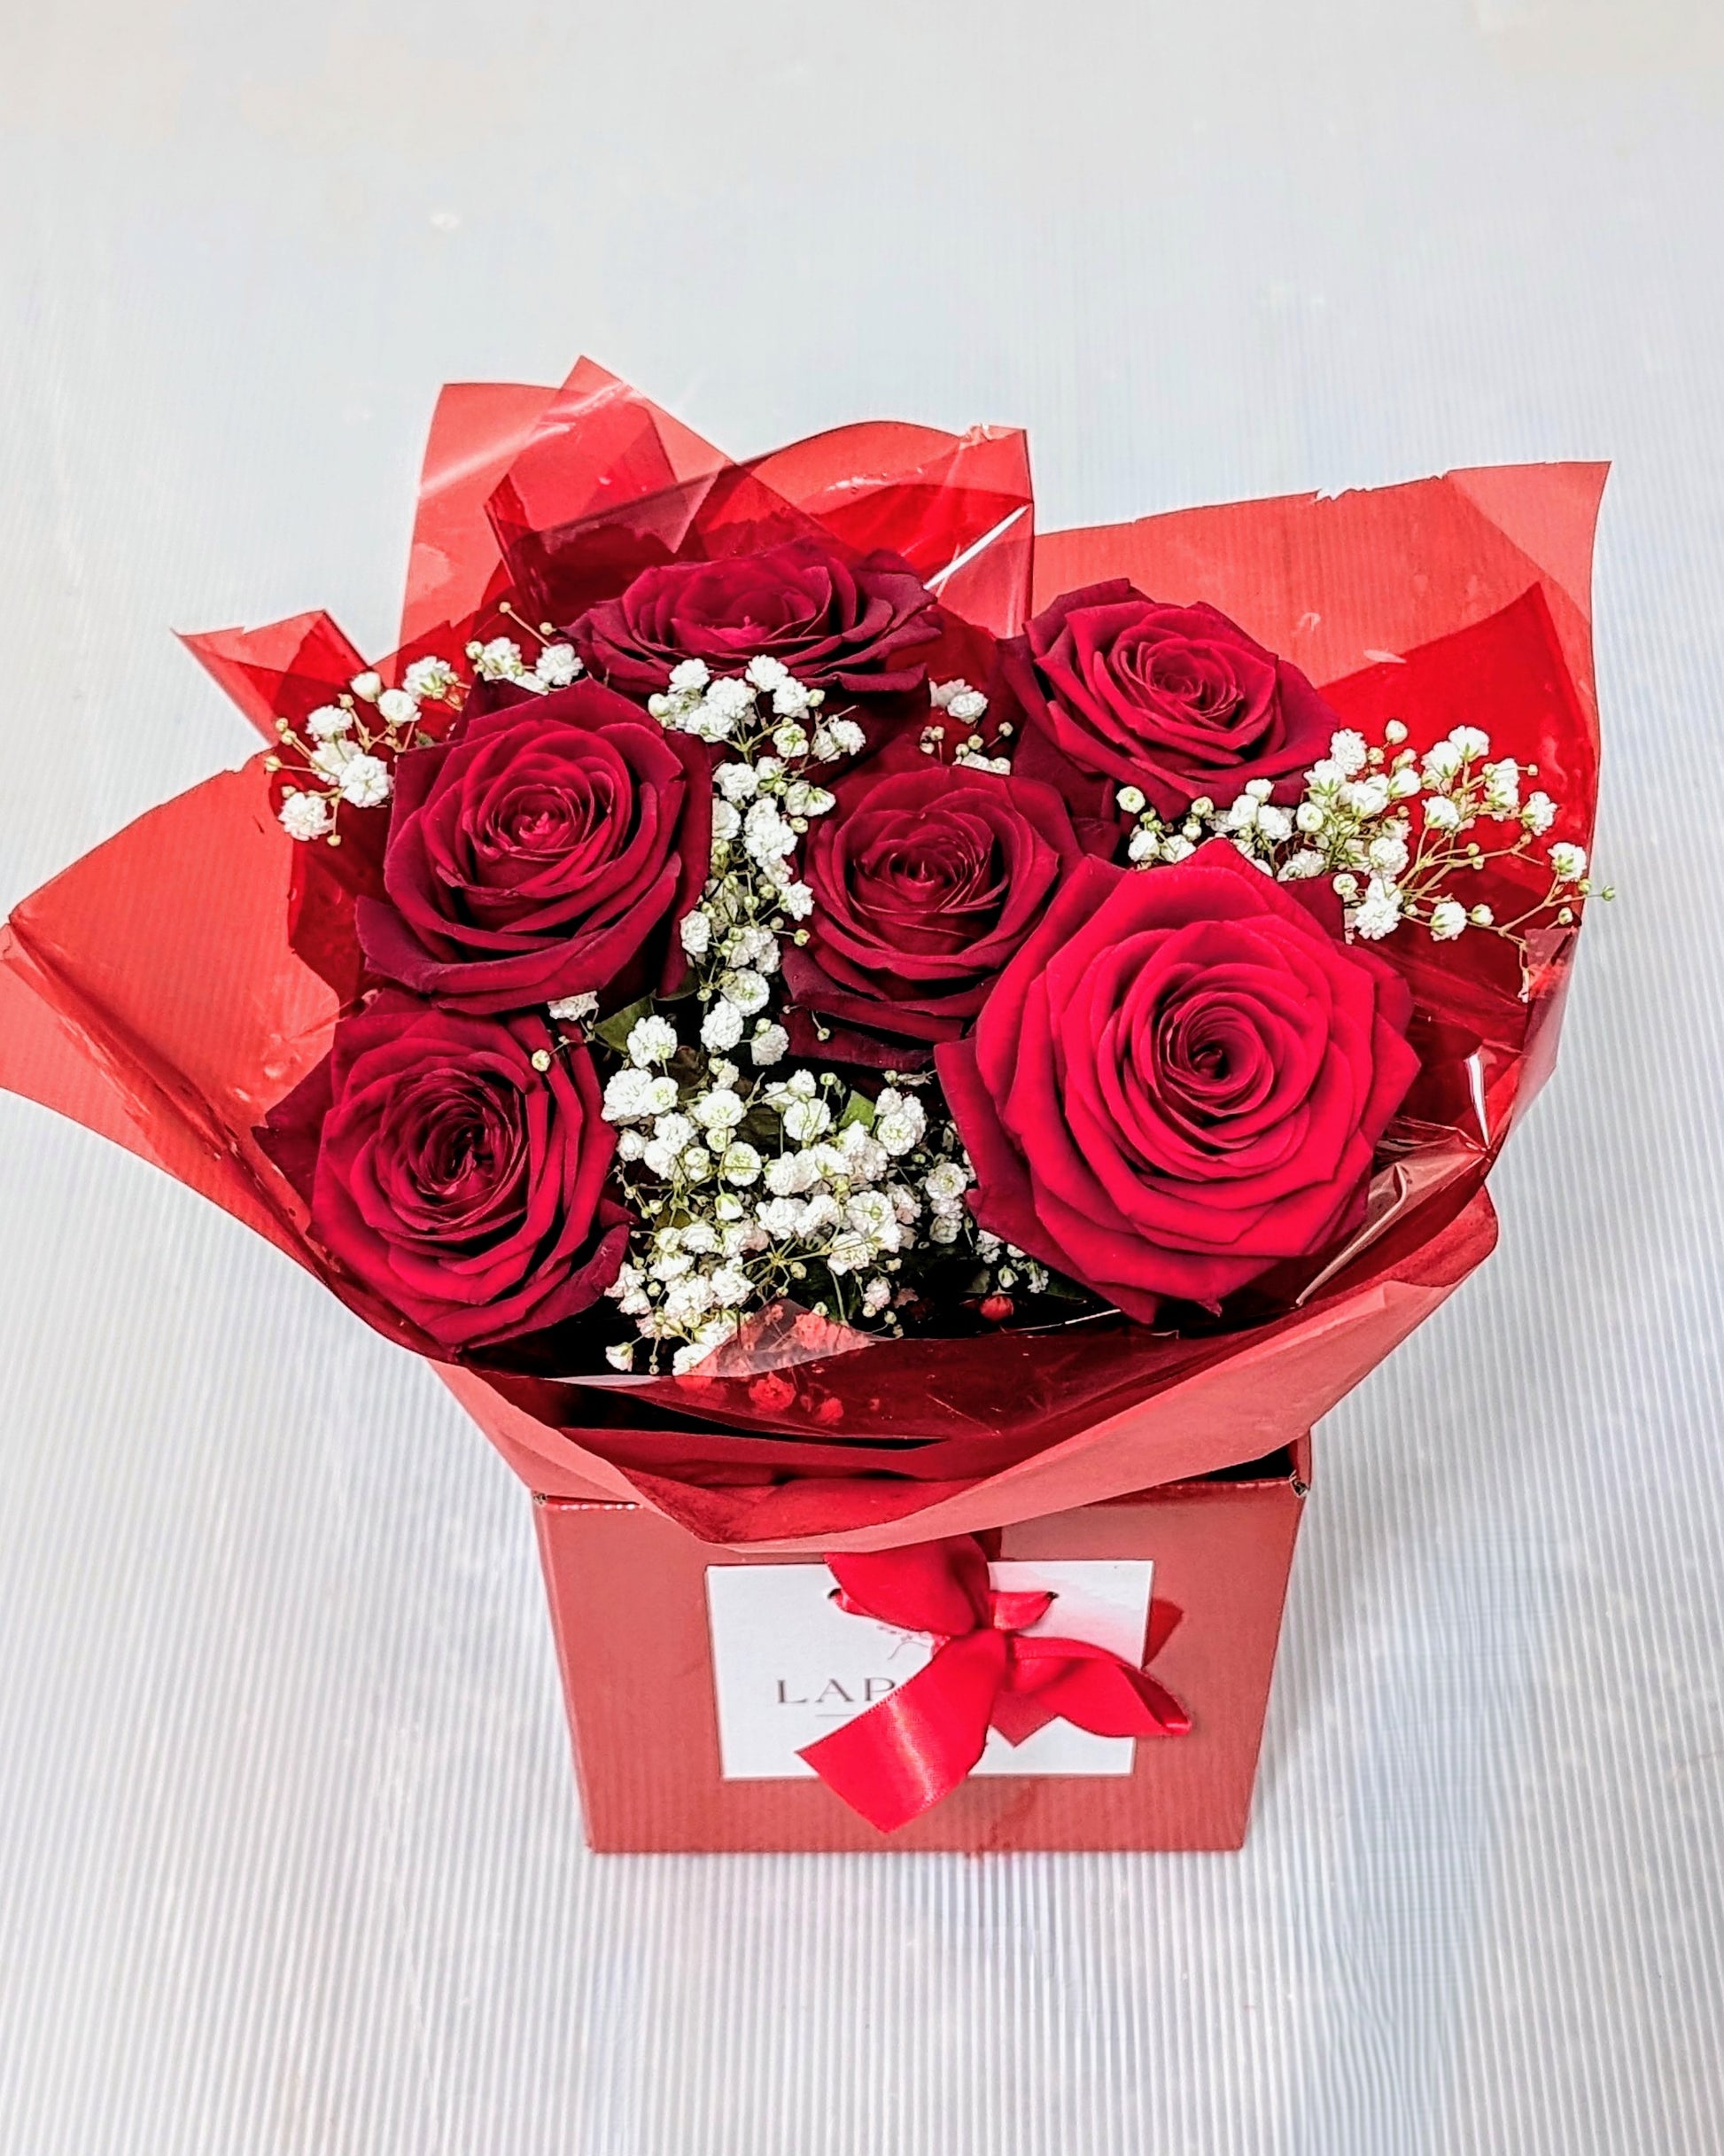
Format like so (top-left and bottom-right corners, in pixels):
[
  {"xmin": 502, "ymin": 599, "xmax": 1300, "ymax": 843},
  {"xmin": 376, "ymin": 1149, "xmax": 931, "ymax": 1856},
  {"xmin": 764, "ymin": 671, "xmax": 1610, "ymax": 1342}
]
[{"xmin": 0, "ymin": 359, "xmax": 1604, "ymax": 1849}]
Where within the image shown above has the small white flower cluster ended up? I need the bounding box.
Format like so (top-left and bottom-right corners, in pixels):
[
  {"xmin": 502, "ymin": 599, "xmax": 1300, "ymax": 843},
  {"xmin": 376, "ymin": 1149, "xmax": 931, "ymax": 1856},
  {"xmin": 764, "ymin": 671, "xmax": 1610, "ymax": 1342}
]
[
  {"xmin": 464, "ymin": 633, "xmax": 582, "ymax": 693},
  {"xmin": 648, "ymin": 653, "xmax": 850, "ymax": 747},
  {"xmin": 272, "ymin": 608, "xmax": 588, "ymax": 844},
  {"xmin": 270, "ymin": 658, "xmax": 463, "ymax": 844},
  {"xmin": 658, "ymin": 657, "xmax": 868, "ymax": 1065},
  {"xmin": 601, "ymin": 1031, "xmax": 973, "ymax": 1370},
  {"xmin": 973, "ymin": 1227, "xmax": 1052, "ymax": 1300},
  {"xmin": 1122, "ymin": 777, "xmax": 1295, "ymax": 870},
  {"xmin": 1122, "ymin": 720, "xmax": 1600, "ymax": 959},
  {"xmin": 920, "ymin": 679, "xmax": 1013, "ymax": 772},
  {"xmin": 589, "ymin": 654, "xmax": 1070, "ymax": 1370}
]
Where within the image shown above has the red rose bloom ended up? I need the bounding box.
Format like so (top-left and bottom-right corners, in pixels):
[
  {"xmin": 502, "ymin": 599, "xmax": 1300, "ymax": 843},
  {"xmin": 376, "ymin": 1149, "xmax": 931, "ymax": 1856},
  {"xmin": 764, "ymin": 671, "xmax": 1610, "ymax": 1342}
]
[
  {"xmin": 999, "ymin": 580, "xmax": 1340, "ymax": 819},
  {"xmin": 358, "ymin": 677, "xmax": 710, "ymax": 1013},
  {"xmin": 783, "ymin": 751, "xmax": 1090, "ymax": 1066},
  {"xmin": 567, "ymin": 536, "xmax": 941, "ymax": 695},
  {"xmin": 936, "ymin": 843, "xmax": 1419, "ymax": 1320},
  {"xmin": 261, "ymin": 993, "xmax": 627, "ymax": 1352}
]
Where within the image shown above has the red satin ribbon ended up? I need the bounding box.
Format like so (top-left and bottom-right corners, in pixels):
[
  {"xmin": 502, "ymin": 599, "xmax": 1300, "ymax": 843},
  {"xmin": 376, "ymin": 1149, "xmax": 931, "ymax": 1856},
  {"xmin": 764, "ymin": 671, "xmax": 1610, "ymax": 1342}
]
[{"xmin": 797, "ymin": 1535, "xmax": 1190, "ymax": 1833}]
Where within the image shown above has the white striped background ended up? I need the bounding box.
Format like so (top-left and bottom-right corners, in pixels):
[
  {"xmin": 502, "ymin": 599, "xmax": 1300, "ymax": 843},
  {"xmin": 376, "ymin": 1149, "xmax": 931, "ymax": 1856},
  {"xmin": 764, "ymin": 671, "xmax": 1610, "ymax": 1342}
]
[{"xmin": 2, "ymin": 2, "xmax": 1720, "ymax": 2147}]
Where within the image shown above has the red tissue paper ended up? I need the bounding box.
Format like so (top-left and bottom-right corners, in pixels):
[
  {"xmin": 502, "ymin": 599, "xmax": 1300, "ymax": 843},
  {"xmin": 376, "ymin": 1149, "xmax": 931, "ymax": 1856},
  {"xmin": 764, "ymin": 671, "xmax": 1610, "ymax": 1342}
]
[{"xmin": 0, "ymin": 358, "xmax": 1604, "ymax": 1849}]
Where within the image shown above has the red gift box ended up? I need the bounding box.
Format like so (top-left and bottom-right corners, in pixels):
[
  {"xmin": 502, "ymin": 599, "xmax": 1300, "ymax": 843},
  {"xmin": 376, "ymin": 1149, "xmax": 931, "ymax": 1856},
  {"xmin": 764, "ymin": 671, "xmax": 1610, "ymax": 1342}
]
[{"xmin": 532, "ymin": 1439, "xmax": 1310, "ymax": 1854}]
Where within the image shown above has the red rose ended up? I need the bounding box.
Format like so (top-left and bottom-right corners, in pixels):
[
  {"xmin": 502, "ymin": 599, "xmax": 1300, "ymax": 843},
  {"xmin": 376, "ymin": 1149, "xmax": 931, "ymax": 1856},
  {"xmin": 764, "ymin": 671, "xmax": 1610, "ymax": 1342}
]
[
  {"xmin": 358, "ymin": 678, "xmax": 710, "ymax": 1013},
  {"xmin": 261, "ymin": 993, "xmax": 627, "ymax": 1351},
  {"xmin": 999, "ymin": 580, "xmax": 1339, "ymax": 819},
  {"xmin": 936, "ymin": 843, "xmax": 1418, "ymax": 1320},
  {"xmin": 782, "ymin": 751, "xmax": 1090, "ymax": 1066},
  {"xmin": 568, "ymin": 536, "xmax": 941, "ymax": 695}
]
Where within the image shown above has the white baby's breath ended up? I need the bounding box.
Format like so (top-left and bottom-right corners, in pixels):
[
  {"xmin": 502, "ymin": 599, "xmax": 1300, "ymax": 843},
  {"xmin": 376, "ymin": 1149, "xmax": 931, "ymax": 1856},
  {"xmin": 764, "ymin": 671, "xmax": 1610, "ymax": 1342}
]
[
  {"xmin": 1429, "ymin": 899, "xmax": 1467, "ymax": 941},
  {"xmin": 534, "ymin": 642, "xmax": 581, "ymax": 688},
  {"xmin": 749, "ymin": 1021, "xmax": 788, "ymax": 1067},
  {"xmin": 402, "ymin": 656, "xmax": 461, "ymax": 702},
  {"xmin": 268, "ymin": 647, "xmax": 466, "ymax": 841},
  {"xmin": 594, "ymin": 651, "xmax": 1060, "ymax": 1368},
  {"xmin": 626, "ymin": 1015, "xmax": 680, "ymax": 1067},
  {"xmin": 309, "ymin": 738, "xmax": 355, "ymax": 780},
  {"xmin": 1329, "ymin": 729, "xmax": 1369, "ymax": 777},
  {"xmin": 548, "ymin": 992, "xmax": 599, "ymax": 1025},
  {"xmin": 338, "ymin": 754, "xmax": 392, "ymax": 808},
  {"xmin": 700, "ymin": 1000, "xmax": 745, "ymax": 1052},
  {"xmin": 279, "ymin": 790, "xmax": 332, "ymax": 840},
  {"xmin": 873, "ymin": 1088, "xmax": 926, "ymax": 1156},
  {"xmin": 376, "ymin": 688, "xmax": 417, "ymax": 727},
  {"xmin": 470, "ymin": 636, "xmax": 528, "ymax": 681},
  {"xmin": 718, "ymin": 967, "xmax": 769, "ymax": 1016},
  {"xmin": 1107, "ymin": 696, "xmax": 1596, "ymax": 970}
]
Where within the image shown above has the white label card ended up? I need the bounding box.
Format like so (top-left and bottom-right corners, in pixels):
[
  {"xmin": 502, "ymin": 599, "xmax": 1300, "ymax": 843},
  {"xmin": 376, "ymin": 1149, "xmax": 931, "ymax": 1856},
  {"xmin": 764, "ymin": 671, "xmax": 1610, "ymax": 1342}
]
[{"xmin": 704, "ymin": 1560, "xmax": 1153, "ymax": 1781}]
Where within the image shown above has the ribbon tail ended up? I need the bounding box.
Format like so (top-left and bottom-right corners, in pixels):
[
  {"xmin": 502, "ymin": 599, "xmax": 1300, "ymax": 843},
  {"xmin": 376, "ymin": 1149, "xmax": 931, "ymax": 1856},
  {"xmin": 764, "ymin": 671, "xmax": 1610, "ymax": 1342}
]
[
  {"xmin": 992, "ymin": 1638, "xmax": 1192, "ymax": 1746},
  {"xmin": 1063, "ymin": 1659, "xmax": 1192, "ymax": 1739},
  {"xmin": 798, "ymin": 1629, "xmax": 1006, "ymax": 1833}
]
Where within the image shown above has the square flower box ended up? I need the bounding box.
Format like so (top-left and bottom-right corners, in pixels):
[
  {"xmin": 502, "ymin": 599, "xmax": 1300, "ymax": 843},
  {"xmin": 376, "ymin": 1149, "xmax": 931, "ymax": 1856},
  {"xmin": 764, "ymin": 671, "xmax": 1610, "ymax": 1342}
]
[{"xmin": 532, "ymin": 1440, "xmax": 1310, "ymax": 1854}]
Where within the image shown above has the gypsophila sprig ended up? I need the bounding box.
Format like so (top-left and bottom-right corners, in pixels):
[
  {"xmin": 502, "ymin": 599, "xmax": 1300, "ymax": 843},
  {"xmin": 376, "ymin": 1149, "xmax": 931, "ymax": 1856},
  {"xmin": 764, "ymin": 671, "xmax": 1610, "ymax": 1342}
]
[
  {"xmin": 600, "ymin": 1057, "xmax": 979, "ymax": 1372},
  {"xmin": 650, "ymin": 655, "xmax": 847, "ymax": 1056},
  {"xmin": 920, "ymin": 679, "xmax": 1014, "ymax": 772},
  {"xmin": 272, "ymin": 604, "xmax": 588, "ymax": 845},
  {"xmin": 1122, "ymin": 716, "xmax": 1603, "ymax": 976},
  {"xmin": 464, "ymin": 600, "xmax": 583, "ymax": 694},
  {"xmin": 268, "ymin": 657, "xmax": 465, "ymax": 844},
  {"xmin": 575, "ymin": 653, "xmax": 1004, "ymax": 1370}
]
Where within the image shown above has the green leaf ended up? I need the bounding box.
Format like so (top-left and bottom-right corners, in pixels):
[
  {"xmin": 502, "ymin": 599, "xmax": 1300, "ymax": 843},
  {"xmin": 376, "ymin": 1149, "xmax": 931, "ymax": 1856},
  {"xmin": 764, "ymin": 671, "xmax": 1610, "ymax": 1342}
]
[
  {"xmin": 594, "ymin": 995, "xmax": 656, "ymax": 1054},
  {"xmin": 836, "ymin": 1088, "xmax": 875, "ymax": 1132}
]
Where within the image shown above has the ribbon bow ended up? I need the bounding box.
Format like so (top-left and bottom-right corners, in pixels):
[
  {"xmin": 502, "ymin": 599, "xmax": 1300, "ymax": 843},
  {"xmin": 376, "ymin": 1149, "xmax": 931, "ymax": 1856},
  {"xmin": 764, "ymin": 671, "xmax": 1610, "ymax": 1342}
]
[{"xmin": 797, "ymin": 1534, "xmax": 1190, "ymax": 1833}]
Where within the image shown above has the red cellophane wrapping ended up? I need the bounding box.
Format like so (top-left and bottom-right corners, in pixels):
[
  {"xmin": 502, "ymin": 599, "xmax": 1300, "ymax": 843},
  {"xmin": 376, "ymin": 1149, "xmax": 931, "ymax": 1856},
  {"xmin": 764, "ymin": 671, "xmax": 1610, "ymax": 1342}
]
[{"xmin": 0, "ymin": 361, "xmax": 1603, "ymax": 1847}]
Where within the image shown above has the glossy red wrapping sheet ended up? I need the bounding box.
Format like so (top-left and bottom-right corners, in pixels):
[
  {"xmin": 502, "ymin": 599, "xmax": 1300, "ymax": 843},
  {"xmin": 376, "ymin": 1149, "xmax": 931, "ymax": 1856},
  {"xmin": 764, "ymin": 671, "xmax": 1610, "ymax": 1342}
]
[{"xmin": 0, "ymin": 359, "xmax": 1604, "ymax": 1556}]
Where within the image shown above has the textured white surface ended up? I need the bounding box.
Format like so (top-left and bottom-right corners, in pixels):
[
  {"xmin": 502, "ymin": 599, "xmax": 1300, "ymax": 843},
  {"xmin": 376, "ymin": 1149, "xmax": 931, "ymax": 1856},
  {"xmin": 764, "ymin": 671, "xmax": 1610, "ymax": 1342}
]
[{"xmin": 2, "ymin": 3, "xmax": 1721, "ymax": 2149}]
